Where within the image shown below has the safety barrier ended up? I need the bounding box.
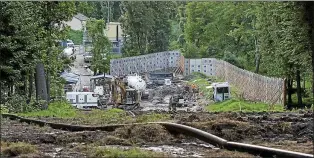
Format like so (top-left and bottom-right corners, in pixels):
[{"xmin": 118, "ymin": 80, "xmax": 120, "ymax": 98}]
[{"xmin": 1, "ymin": 113, "xmax": 313, "ymax": 158}]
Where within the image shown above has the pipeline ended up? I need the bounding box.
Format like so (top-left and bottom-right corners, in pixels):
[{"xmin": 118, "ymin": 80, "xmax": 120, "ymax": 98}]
[{"xmin": 1, "ymin": 113, "xmax": 313, "ymax": 158}]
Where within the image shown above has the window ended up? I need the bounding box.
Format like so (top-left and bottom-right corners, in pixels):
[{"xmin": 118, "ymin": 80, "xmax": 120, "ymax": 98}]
[
  {"xmin": 210, "ymin": 64, "xmax": 212, "ymax": 66},
  {"xmin": 198, "ymin": 65, "xmax": 200, "ymax": 68},
  {"xmin": 204, "ymin": 70, "xmax": 206, "ymax": 72},
  {"xmin": 192, "ymin": 65, "xmax": 194, "ymax": 67},
  {"xmin": 217, "ymin": 87, "xmax": 229, "ymax": 93},
  {"xmin": 198, "ymin": 70, "xmax": 200, "ymax": 72},
  {"xmin": 204, "ymin": 65, "xmax": 206, "ymax": 68}
]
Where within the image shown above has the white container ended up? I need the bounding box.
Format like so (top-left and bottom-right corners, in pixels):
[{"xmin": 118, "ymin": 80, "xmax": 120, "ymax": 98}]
[
  {"xmin": 127, "ymin": 74, "xmax": 146, "ymax": 92},
  {"xmin": 66, "ymin": 92, "xmax": 98, "ymax": 109}
]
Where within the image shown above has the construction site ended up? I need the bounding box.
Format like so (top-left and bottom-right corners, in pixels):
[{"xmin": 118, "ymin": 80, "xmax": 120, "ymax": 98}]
[{"xmin": 1, "ymin": 49, "xmax": 313, "ymax": 158}]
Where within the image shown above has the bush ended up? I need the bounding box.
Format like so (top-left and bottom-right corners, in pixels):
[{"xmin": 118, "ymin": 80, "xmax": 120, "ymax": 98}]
[
  {"xmin": 19, "ymin": 101, "xmax": 77, "ymax": 118},
  {"xmin": 4, "ymin": 95, "xmax": 42, "ymax": 113}
]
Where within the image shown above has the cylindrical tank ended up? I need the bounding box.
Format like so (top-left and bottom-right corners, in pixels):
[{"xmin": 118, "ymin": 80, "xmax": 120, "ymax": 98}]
[
  {"xmin": 62, "ymin": 47, "xmax": 74, "ymax": 57},
  {"xmin": 126, "ymin": 74, "xmax": 146, "ymax": 92}
]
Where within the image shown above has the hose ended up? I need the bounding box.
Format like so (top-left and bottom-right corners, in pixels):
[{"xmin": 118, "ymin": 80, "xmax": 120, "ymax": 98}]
[{"xmin": 1, "ymin": 113, "xmax": 313, "ymax": 158}]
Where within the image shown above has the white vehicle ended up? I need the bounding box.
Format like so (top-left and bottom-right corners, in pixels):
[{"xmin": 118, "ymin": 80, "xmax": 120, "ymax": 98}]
[
  {"xmin": 83, "ymin": 52, "xmax": 93, "ymax": 63},
  {"xmin": 66, "ymin": 39, "xmax": 74, "ymax": 48},
  {"xmin": 66, "ymin": 92, "xmax": 99, "ymax": 109},
  {"xmin": 210, "ymin": 82, "xmax": 231, "ymax": 102}
]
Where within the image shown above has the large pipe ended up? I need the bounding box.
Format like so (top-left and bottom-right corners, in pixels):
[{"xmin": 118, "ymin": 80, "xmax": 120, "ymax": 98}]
[{"xmin": 1, "ymin": 113, "xmax": 313, "ymax": 158}]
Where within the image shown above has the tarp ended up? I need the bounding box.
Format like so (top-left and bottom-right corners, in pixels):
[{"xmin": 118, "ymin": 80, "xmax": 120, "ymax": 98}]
[{"xmin": 60, "ymin": 72, "xmax": 79, "ymax": 83}]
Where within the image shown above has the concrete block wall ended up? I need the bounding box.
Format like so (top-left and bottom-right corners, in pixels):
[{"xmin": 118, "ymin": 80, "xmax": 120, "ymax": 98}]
[
  {"xmin": 110, "ymin": 50, "xmax": 181, "ymax": 76},
  {"xmin": 183, "ymin": 58, "xmax": 216, "ymax": 76}
]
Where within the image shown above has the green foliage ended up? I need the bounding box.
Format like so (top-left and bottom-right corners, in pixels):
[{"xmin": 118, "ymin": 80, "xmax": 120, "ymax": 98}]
[
  {"xmin": 19, "ymin": 101, "xmax": 77, "ymax": 118},
  {"xmin": 86, "ymin": 19, "xmax": 112, "ymax": 75},
  {"xmin": 120, "ymin": 2, "xmax": 175, "ymax": 56},
  {"xmin": 3, "ymin": 95, "xmax": 42, "ymax": 113},
  {"xmin": 66, "ymin": 29, "xmax": 83, "ymax": 45},
  {"xmin": 206, "ymin": 99, "xmax": 285, "ymax": 112}
]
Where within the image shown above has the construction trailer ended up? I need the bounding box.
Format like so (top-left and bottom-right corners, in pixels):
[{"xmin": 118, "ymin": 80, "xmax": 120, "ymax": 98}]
[
  {"xmin": 66, "ymin": 92, "xmax": 98, "ymax": 109},
  {"xmin": 90, "ymin": 74, "xmax": 114, "ymax": 107},
  {"xmin": 148, "ymin": 72, "xmax": 173, "ymax": 85},
  {"xmin": 210, "ymin": 82, "xmax": 231, "ymax": 102}
]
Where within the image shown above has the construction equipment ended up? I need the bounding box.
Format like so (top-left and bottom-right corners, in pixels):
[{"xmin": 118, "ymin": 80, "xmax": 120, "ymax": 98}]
[
  {"xmin": 126, "ymin": 73, "xmax": 148, "ymax": 99},
  {"xmin": 111, "ymin": 77, "xmax": 141, "ymax": 110},
  {"xmin": 169, "ymin": 94, "xmax": 185, "ymax": 112}
]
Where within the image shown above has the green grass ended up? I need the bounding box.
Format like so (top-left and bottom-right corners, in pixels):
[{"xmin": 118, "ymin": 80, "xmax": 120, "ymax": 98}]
[
  {"xmin": 206, "ymin": 99, "xmax": 285, "ymax": 112},
  {"xmin": 16, "ymin": 101, "xmax": 171, "ymax": 124},
  {"xmin": 18, "ymin": 101, "xmax": 78, "ymax": 118},
  {"xmin": 1, "ymin": 141, "xmax": 37, "ymax": 157}
]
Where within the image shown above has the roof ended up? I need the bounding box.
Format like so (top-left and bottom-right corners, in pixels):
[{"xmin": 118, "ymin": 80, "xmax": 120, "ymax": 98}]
[
  {"xmin": 90, "ymin": 74, "xmax": 114, "ymax": 80},
  {"xmin": 74, "ymin": 13, "xmax": 88, "ymax": 21},
  {"xmin": 211, "ymin": 82, "xmax": 230, "ymax": 88}
]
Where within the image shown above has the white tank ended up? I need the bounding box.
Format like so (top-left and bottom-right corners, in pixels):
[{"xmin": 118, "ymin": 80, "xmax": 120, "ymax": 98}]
[
  {"xmin": 62, "ymin": 47, "xmax": 73, "ymax": 57},
  {"xmin": 127, "ymin": 74, "xmax": 146, "ymax": 92}
]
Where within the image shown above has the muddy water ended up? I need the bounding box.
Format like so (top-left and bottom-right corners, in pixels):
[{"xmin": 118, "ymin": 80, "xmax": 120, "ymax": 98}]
[{"xmin": 102, "ymin": 141, "xmax": 217, "ymax": 157}]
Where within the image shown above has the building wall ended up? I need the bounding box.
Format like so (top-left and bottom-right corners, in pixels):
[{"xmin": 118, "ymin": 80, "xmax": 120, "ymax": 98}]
[
  {"xmin": 184, "ymin": 58, "xmax": 216, "ymax": 76},
  {"xmin": 64, "ymin": 17, "xmax": 83, "ymax": 31},
  {"xmin": 105, "ymin": 22, "xmax": 123, "ymax": 39}
]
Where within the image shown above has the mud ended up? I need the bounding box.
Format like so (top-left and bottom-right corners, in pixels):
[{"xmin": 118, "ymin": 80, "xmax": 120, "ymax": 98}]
[{"xmin": 1, "ymin": 111, "xmax": 313, "ymax": 157}]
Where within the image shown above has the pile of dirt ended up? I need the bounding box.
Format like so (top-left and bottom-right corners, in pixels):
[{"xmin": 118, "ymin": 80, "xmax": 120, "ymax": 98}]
[{"xmin": 114, "ymin": 124, "xmax": 176, "ymax": 145}]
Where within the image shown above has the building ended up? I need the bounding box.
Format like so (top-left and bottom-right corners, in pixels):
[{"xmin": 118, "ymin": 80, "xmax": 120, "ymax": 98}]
[
  {"xmin": 64, "ymin": 13, "xmax": 88, "ymax": 31},
  {"xmin": 105, "ymin": 22, "xmax": 123, "ymax": 54}
]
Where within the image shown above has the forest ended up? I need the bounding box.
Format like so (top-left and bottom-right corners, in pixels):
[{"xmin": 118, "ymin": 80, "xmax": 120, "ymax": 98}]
[{"xmin": 0, "ymin": 1, "xmax": 313, "ymax": 112}]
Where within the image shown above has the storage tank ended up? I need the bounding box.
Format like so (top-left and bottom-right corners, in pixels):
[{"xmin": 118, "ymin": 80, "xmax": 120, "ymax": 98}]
[
  {"xmin": 126, "ymin": 74, "xmax": 146, "ymax": 92},
  {"xmin": 62, "ymin": 47, "xmax": 74, "ymax": 57}
]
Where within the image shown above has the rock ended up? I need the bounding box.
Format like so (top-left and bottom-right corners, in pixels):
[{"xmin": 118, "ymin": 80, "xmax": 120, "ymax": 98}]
[{"xmin": 55, "ymin": 148, "xmax": 63, "ymax": 152}]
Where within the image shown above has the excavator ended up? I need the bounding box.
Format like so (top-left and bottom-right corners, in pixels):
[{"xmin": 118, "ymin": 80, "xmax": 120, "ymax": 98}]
[{"xmin": 111, "ymin": 77, "xmax": 141, "ymax": 110}]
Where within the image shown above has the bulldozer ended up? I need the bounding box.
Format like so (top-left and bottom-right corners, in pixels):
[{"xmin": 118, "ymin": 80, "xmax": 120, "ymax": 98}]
[{"xmin": 111, "ymin": 77, "xmax": 141, "ymax": 110}]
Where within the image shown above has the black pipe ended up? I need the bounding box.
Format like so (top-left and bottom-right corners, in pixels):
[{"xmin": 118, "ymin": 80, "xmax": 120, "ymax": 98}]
[{"xmin": 1, "ymin": 113, "xmax": 313, "ymax": 158}]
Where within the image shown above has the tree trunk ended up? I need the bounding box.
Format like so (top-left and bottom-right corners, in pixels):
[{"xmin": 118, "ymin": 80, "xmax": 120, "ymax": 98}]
[
  {"xmin": 287, "ymin": 78, "xmax": 293, "ymax": 109},
  {"xmin": 29, "ymin": 69, "xmax": 33, "ymax": 101},
  {"xmin": 296, "ymin": 70, "xmax": 303, "ymax": 107},
  {"xmin": 303, "ymin": 2, "xmax": 314, "ymax": 102},
  {"xmin": 254, "ymin": 37, "xmax": 261, "ymax": 74},
  {"xmin": 35, "ymin": 62, "xmax": 48, "ymax": 109},
  {"xmin": 23, "ymin": 75, "xmax": 27, "ymax": 95}
]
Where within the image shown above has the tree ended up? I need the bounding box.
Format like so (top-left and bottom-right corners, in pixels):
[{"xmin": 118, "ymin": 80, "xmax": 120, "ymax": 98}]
[
  {"xmin": 120, "ymin": 1, "xmax": 174, "ymax": 56},
  {"xmin": 86, "ymin": 19, "xmax": 112, "ymax": 75}
]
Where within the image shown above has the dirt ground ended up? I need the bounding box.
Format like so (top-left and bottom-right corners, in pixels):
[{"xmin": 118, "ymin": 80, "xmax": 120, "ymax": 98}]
[{"xmin": 1, "ymin": 111, "xmax": 313, "ymax": 157}]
